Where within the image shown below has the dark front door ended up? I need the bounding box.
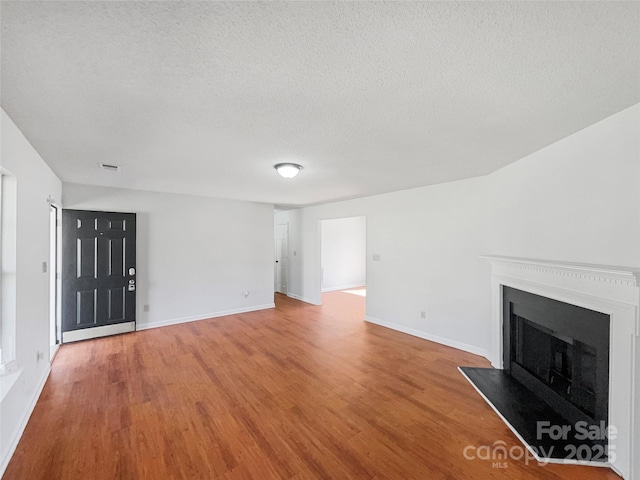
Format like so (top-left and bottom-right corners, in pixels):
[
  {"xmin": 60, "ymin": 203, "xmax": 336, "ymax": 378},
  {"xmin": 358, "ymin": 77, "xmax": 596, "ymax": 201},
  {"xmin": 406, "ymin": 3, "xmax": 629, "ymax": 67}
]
[{"xmin": 61, "ymin": 209, "xmax": 136, "ymax": 342}]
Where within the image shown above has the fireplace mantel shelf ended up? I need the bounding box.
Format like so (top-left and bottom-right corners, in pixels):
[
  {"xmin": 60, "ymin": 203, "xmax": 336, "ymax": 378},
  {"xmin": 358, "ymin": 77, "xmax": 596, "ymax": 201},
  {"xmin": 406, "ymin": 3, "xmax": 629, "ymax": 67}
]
[{"xmin": 480, "ymin": 255, "xmax": 640, "ymax": 287}]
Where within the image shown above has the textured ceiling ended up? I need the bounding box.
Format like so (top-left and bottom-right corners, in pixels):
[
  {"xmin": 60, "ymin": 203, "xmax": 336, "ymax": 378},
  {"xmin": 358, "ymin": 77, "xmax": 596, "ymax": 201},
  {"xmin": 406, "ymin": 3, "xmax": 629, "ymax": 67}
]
[{"xmin": 1, "ymin": 1, "xmax": 639, "ymax": 207}]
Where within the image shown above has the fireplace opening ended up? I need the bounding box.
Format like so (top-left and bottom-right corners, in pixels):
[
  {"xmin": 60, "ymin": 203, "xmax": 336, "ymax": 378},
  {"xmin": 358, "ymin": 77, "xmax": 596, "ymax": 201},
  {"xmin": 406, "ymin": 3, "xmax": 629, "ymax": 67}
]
[{"xmin": 504, "ymin": 287, "xmax": 610, "ymax": 428}]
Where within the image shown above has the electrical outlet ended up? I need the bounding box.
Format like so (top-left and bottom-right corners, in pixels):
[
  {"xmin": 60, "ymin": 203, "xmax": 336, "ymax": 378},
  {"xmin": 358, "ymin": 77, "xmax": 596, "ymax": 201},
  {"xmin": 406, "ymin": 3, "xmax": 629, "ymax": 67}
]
[
  {"xmin": 420, "ymin": 311, "xmax": 426, "ymax": 320},
  {"xmin": 42, "ymin": 261, "xmax": 48, "ymax": 273},
  {"xmin": 373, "ymin": 254, "xmax": 381, "ymax": 261},
  {"xmin": 36, "ymin": 350, "xmax": 45, "ymax": 362},
  {"xmin": 143, "ymin": 304, "xmax": 150, "ymax": 312}
]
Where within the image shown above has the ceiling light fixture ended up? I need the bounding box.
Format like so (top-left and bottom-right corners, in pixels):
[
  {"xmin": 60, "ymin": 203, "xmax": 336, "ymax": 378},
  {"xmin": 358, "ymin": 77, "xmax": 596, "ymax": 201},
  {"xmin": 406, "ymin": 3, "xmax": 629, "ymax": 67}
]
[{"xmin": 274, "ymin": 163, "xmax": 303, "ymax": 179}]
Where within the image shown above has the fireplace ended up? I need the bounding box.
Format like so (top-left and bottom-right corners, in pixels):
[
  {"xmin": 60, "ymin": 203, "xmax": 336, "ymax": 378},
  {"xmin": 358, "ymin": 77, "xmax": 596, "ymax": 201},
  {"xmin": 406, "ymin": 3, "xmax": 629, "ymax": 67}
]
[
  {"xmin": 459, "ymin": 256, "xmax": 639, "ymax": 479},
  {"xmin": 460, "ymin": 287, "xmax": 611, "ymax": 464},
  {"xmin": 504, "ymin": 287, "xmax": 609, "ymax": 430}
]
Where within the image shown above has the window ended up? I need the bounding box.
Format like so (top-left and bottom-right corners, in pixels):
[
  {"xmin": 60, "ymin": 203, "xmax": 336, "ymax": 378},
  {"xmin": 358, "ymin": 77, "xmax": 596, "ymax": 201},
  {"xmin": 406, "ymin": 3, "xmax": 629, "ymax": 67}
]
[{"xmin": 0, "ymin": 169, "xmax": 18, "ymax": 375}]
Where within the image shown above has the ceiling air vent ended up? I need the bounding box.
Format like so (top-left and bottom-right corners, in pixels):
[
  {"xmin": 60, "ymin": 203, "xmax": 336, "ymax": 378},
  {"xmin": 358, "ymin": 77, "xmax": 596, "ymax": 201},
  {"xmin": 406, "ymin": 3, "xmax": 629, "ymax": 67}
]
[{"xmin": 98, "ymin": 163, "xmax": 121, "ymax": 172}]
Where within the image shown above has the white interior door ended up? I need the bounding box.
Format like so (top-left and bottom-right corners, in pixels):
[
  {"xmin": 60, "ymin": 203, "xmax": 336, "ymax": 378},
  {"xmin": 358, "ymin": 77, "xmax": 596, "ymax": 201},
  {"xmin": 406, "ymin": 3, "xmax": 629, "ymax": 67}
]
[{"xmin": 275, "ymin": 224, "xmax": 288, "ymax": 294}]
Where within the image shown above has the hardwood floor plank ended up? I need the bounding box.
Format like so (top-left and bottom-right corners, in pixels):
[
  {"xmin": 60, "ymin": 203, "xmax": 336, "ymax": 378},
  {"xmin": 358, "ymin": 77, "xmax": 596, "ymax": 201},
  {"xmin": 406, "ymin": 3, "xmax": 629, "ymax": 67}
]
[{"xmin": 2, "ymin": 291, "xmax": 621, "ymax": 479}]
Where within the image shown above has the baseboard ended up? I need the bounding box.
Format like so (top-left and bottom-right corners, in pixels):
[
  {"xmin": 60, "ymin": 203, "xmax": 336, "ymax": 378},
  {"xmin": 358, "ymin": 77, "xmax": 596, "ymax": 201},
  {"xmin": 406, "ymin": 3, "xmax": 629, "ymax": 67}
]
[
  {"xmin": 364, "ymin": 315, "xmax": 492, "ymax": 361},
  {"xmin": 321, "ymin": 283, "xmax": 365, "ymax": 293},
  {"xmin": 0, "ymin": 365, "xmax": 51, "ymax": 477},
  {"xmin": 135, "ymin": 303, "xmax": 276, "ymax": 331},
  {"xmin": 286, "ymin": 293, "xmax": 321, "ymax": 306}
]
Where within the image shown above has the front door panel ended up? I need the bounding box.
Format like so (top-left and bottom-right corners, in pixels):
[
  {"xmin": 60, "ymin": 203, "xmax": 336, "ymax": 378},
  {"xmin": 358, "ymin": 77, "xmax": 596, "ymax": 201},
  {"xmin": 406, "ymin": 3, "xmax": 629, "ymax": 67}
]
[{"xmin": 62, "ymin": 210, "xmax": 136, "ymax": 342}]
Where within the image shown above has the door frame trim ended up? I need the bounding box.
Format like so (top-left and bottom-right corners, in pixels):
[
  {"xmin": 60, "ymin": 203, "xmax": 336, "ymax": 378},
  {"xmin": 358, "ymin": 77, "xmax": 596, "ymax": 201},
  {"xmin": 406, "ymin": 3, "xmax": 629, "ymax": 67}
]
[{"xmin": 49, "ymin": 202, "xmax": 62, "ymax": 360}]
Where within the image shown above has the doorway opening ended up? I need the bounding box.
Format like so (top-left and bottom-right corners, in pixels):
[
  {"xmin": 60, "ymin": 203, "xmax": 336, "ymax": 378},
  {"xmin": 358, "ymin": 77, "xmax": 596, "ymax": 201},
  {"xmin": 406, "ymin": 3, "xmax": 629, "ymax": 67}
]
[
  {"xmin": 274, "ymin": 223, "xmax": 288, "ymax": 294},
  {"xmin": 319, "ymin": 216, "xmax": 366, "ymax": 302}
]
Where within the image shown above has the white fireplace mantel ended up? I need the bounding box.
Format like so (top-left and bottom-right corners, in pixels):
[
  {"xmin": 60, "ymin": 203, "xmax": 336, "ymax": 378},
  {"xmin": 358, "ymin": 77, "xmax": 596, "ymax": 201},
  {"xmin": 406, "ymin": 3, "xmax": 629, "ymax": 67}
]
[{"xmin": 481, "ymin": 255, "xmax": 639, "ymax": 480}]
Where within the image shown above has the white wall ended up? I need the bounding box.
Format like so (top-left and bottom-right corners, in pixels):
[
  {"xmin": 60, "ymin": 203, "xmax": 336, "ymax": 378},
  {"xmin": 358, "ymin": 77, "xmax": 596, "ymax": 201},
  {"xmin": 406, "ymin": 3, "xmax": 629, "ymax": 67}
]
[
  {"xmin": 0, "ymin": 109, "xmax": 62, "ymax": 474},
  {"xmin": 275, "ymin": 104, "xmax": 640, "ymax": 358},
  {"xmin": 321, "ymin": 216, "xmax": 366, "ymax": 292},
  {"xmin": 63, "ymin": 183, "xmax": 275, "ymax": 330}
]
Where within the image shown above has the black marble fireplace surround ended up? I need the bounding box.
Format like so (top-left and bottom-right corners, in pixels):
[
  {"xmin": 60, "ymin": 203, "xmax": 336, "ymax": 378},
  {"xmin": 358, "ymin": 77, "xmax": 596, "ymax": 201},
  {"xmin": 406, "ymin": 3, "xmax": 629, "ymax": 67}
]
[{"xmin": 460, "ymin": 287, "xmax": 611, "ymax": 463}]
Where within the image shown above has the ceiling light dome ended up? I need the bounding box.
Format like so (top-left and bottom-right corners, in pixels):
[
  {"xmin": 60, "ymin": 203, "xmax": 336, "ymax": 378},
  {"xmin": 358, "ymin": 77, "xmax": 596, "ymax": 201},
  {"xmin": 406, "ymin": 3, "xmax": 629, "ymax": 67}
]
[{"xmin": 274, "ymin": 163, "xmax": 303, "ymax": 179}]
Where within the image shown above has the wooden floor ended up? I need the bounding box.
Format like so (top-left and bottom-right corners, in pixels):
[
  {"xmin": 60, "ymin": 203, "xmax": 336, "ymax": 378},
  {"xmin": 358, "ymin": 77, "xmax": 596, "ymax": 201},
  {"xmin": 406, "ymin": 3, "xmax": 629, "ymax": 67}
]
[{"xmin": 4, "ymin": 292, "xmax": 620, "ymax": 479}]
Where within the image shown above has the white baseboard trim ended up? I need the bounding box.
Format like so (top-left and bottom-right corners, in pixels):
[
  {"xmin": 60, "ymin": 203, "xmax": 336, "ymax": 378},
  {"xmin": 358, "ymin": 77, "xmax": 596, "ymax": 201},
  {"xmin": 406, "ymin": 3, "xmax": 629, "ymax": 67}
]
[
  {"xmin": 364, "ymin": 315, "xmax": 492, "ymax": 361},
  {"xmin": 321, "ymin": 283, "xmax": 366, "ymax": 293},
  {"xmin": 135, "ymin": 303, "xmax": 276, "ymax": 331},
  {"xmin": 286, "ymin": 293, "xmax": 321, "ymax": 306},
  {"xmin": 0, "ymin": 365, "xmax": 51, "ymax": 478}
]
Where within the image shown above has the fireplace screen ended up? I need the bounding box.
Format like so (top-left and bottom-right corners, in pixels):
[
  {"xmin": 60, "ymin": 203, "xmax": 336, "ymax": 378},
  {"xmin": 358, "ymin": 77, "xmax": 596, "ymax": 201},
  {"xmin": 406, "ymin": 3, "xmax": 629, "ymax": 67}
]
[{"xmin": 513, "ymin": 315, "xmax": 598, "ymax": 418}]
